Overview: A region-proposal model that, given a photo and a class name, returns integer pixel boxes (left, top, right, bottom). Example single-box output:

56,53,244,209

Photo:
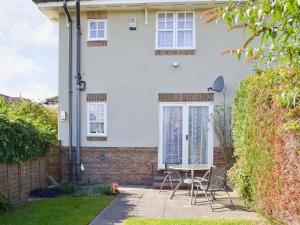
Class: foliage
124,218,254,225
213,105,234,168
59,183,82,195
0,193,12,213
93,183,115,196
0,196,114,225
202,0,300,67
230,66,300,224
0,99,57,164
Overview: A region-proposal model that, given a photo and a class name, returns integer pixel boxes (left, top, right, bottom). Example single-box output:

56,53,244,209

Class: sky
0,0,58,101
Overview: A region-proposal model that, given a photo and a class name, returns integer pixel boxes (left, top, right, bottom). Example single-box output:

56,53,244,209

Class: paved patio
90,185,260,225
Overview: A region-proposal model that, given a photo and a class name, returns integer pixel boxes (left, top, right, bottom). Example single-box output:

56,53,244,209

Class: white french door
158,102,213,169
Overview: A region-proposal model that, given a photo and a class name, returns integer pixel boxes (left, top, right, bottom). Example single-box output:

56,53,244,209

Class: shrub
93,183,115,196
0,193,12,212
0,99,57,164
231,67,300,224
59,183,81,195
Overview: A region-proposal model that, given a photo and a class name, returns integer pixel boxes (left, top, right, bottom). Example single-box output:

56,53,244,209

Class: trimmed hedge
230,67,300,224
0,99,57,164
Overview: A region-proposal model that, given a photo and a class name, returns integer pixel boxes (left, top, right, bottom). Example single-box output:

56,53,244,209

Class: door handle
185,135,189,141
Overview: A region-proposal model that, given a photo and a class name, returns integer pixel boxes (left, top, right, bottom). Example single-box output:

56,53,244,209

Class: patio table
169,164,211,204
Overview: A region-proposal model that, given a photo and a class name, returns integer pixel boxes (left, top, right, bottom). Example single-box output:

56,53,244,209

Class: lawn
0,196,114,225
124,218,254,225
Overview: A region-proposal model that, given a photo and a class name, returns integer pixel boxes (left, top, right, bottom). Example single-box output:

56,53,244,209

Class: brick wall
61,146,225,184
0,158,47,202
61,147,158,184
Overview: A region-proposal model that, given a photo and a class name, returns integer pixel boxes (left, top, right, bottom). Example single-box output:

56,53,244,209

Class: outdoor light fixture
173,61,179,68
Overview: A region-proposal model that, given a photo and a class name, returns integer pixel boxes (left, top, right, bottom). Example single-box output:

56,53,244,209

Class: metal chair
159,163,174,192
194,165,233,211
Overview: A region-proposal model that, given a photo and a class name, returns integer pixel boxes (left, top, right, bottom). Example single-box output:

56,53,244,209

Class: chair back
207,166,227,190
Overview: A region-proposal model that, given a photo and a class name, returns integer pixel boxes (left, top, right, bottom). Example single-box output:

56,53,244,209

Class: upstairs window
156,12,195,49
87,102,107,136
88,20,107,41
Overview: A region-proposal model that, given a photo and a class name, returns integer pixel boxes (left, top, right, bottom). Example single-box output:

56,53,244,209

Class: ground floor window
87,102,107,136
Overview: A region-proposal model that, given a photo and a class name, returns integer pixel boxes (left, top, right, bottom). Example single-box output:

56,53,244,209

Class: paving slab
90,185,260,225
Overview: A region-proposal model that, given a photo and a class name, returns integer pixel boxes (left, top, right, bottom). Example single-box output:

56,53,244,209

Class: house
33,0,251,184
0,94,24,103
43,95,59,110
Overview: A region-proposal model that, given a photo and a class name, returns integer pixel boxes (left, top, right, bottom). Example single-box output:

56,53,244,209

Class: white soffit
37,0,240,21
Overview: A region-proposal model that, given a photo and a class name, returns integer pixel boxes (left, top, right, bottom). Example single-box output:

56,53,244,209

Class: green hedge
230,67,300,224
0,99,57,164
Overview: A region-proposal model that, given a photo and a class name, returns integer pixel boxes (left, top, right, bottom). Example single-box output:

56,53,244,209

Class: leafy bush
0,99,57,164
231,67,300,224
93,183,114,196
59,183,82,195
0,193,12,212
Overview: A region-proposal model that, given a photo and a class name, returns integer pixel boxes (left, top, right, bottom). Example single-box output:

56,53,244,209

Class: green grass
124,218,254,225
0,196,114,225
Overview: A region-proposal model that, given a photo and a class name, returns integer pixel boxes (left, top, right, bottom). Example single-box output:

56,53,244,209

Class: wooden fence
0,144,61,202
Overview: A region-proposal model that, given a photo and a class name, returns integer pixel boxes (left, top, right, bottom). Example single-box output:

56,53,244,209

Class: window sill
87,40,107,47
87,136,107,141
155,49,196,56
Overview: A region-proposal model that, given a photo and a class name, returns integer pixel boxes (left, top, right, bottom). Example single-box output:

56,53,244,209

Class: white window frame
155,11,196,50
87,19,107,41
87,102,107,137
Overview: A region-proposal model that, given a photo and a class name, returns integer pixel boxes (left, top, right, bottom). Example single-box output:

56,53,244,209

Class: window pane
90,30,97,38
166,21,173,29
89,113,97,121
185,30,193,47
89,104,97,112
90,122,104,134
166,13,173,20
186,13,193,20
158,13,165,21
186,21,193,29
177,13,185,20
177,30,193,47
158,21,165,29
177,31,185,47
98,113,105,122
97,104,104,113
158,31,173,47
98,21,105,29
97,30,104,38
90,22,97,30
177,21,185,29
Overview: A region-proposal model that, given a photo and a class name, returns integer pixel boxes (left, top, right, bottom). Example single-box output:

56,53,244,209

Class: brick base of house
61,146,225,184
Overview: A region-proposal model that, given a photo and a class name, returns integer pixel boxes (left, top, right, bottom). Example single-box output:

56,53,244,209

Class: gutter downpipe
76,0,85,183
63,0,73,183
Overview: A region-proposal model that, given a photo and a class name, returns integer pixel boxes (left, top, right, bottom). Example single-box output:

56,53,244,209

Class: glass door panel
162,106,183,164
188,106,209,164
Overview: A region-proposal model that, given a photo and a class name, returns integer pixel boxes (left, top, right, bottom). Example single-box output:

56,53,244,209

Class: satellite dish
208,76,224,92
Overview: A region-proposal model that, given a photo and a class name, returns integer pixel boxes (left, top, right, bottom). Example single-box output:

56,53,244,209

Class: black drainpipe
63,0,73,182
75,0,85,182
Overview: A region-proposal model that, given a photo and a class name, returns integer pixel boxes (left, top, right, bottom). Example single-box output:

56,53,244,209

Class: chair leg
194,184,199,204
169,175,173,190
159,174,169,192
170,181,182,199
226,190,234,207
203,189,213,211
211,191,216,201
